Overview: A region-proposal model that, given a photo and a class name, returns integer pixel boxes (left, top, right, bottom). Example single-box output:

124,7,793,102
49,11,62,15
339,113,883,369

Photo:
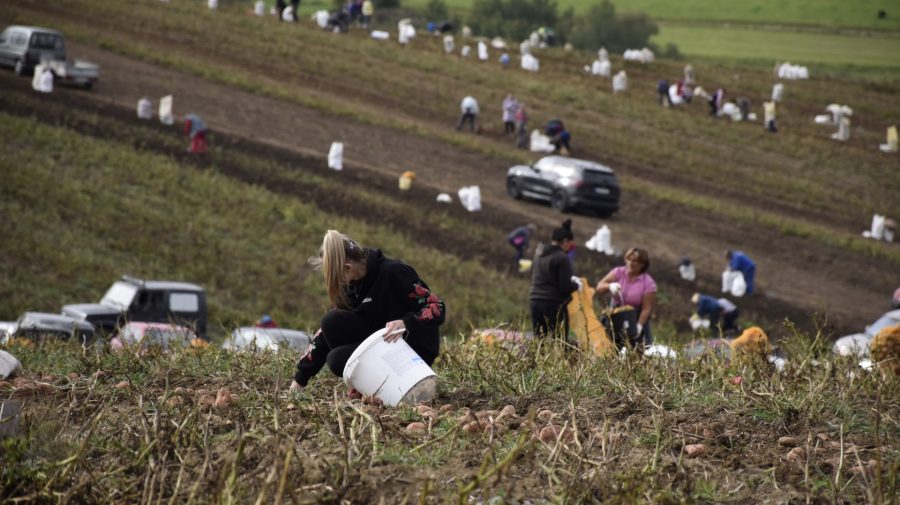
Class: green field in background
652,24,900,68
401,0,900,30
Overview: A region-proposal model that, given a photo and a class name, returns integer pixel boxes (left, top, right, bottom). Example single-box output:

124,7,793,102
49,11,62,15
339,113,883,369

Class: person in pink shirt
594,247,657,345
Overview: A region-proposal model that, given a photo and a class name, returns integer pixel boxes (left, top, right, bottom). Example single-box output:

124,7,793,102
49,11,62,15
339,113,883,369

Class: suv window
12,32,27,46
135,291,165,312
170,293,199,312
30,32,62,50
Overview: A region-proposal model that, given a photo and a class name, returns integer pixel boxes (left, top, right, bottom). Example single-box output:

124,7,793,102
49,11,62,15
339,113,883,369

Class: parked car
506,155,620,216
2,312,94,344
62,275,208,338
112,322,196,350
833,309,900,357
0,25,99,88
222,327,311,353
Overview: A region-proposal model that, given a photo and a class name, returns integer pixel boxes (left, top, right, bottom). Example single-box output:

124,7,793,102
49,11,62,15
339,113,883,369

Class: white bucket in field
343,328,437,406
254,1,265,16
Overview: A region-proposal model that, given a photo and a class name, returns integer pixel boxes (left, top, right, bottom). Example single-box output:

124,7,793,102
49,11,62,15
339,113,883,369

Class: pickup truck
0,25,99,89
62,275,208,338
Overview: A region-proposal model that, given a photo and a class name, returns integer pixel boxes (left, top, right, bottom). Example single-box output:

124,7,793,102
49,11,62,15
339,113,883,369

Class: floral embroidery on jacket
408,282,444,321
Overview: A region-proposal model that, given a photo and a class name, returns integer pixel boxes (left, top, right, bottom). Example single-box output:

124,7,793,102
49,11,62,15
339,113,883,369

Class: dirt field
1,1,898,337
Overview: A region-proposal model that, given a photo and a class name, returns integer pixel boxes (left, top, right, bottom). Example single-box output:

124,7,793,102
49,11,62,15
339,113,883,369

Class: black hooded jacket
529,244,578,305
295,249,445,385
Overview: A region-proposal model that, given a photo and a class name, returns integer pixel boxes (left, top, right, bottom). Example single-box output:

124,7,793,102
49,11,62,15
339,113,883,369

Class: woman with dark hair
529,220,580,339
595,247,657,346
290,230,445,391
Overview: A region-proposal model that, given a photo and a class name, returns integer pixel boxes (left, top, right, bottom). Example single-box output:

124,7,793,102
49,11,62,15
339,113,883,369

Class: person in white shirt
456,96,480,132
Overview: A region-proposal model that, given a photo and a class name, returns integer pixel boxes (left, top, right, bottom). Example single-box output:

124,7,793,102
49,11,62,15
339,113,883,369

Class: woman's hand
289,380,303,391
383,320,406,342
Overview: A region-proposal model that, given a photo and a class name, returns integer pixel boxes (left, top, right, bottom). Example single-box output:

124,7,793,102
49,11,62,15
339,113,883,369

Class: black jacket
529,244,578,304
295,249,445,385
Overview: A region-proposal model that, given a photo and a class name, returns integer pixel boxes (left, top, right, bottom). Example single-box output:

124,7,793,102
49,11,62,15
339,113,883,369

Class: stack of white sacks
775,62,809,80
622,48,654,63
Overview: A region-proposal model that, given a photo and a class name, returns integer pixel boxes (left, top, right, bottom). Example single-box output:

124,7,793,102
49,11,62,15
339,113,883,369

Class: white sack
436,193,452,203
328,142,344,170
521,53,539,72
529,130,555,153
159,95,174,125
870,214,886,240
461,45,471,57
443,35,455,54
314,10,330,28
478,41,488,61
137,97,153,119
282,6,295,21
598,47,608,62
370,30,390,40
0,350,22,379
208,0,218,10
772,83,784,102
591,59,610,77
679,263,696,281
490,37,506,49
254,1,265,16
668,84,683,105
457,186,481,212
585,225,613,255
612,71,627,93
722,269,747,297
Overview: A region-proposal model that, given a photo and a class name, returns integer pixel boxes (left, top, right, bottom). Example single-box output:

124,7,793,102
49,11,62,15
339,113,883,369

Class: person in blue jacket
725,250,756,295
692,293,739,337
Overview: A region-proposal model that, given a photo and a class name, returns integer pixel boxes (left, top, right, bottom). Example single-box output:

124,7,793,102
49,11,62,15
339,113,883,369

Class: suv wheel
14,59,25,76
506,178,523,199
551,190,570,212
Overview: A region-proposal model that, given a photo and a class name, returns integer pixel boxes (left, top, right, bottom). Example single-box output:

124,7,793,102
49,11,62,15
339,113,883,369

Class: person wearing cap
594,247,657,345
725,250,756,295
529,219,580,339
255,314,278,328
892,287,900,310
692,293,739,337
290,230,445,391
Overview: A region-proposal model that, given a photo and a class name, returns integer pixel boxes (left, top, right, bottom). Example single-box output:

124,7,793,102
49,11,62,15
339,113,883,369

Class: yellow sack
871,323,900,376
567,277,615,358
729,326,770,355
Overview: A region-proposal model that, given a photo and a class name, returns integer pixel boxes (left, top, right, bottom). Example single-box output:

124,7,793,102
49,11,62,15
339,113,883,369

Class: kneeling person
291,230,445,391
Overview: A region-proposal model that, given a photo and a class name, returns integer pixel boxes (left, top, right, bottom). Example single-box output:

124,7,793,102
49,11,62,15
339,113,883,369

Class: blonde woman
291,231,445,391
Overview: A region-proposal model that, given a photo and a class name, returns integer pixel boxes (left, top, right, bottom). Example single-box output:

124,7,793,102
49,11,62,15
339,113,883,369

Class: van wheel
83,81,93,90
506,178,523,199
14,59,25,76
551,190,570,212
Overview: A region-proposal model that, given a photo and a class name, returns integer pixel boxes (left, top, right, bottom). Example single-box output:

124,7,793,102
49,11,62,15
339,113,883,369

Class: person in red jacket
184,113,208,154
290,230,445,391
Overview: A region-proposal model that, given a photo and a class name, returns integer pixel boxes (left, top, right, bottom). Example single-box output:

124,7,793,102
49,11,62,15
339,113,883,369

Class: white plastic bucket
343,328,437,406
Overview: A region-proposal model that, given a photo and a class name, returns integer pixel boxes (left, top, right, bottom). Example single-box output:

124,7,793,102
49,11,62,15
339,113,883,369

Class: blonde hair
309,230,367,309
